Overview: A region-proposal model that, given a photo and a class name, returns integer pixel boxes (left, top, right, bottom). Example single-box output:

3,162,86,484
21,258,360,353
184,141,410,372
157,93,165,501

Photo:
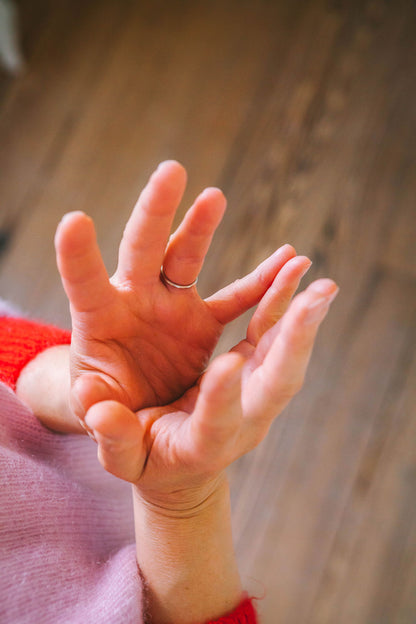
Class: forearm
16,345,84,434
133,476,243,624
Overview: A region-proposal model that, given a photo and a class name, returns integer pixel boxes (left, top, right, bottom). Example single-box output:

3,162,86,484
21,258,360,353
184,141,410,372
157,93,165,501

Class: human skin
53,161,312,425
16,161,339,623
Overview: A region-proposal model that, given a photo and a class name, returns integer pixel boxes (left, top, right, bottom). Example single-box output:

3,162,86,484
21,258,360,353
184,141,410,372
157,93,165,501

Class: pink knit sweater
0,302,257,623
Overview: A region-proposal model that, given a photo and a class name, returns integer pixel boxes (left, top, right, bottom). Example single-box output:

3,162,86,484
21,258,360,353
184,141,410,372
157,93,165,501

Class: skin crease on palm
53,160,339,501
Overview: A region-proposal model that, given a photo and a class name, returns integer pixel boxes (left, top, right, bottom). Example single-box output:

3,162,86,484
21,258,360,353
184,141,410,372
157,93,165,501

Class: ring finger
161,187,226,288
246,255,312,344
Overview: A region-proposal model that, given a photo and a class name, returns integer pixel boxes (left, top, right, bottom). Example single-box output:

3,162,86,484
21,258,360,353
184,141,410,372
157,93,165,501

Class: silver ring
160,266,198,289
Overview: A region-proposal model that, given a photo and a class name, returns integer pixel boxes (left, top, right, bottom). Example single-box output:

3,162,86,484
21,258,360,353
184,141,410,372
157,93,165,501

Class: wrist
133,475,243,624
133,471,228,518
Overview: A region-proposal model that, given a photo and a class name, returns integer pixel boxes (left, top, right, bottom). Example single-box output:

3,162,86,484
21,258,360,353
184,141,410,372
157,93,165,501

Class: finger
115,160,187,284
246,255,312,344
55,211,114,313
190,353,245,464
205,244,296,325
245,279,339,423
161,187,226,288
85,400,147,483
71,373,124,421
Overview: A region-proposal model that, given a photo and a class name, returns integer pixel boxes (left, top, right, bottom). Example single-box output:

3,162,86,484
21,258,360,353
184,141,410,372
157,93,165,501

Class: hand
55,161,311,423
83,277,339,508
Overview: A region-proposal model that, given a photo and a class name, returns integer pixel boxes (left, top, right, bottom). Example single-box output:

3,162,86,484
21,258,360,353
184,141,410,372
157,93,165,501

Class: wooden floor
1,1,415,622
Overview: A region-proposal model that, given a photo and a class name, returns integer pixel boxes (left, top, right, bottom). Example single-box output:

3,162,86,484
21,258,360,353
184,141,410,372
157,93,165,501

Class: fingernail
305,287,339,324
86,429,97,442
78,417,97,442
71,391,86,420
59,213,72,225
309,279,338,296
156,159,181,171
300,259,313,277
279,243,296,257
58,211,86,226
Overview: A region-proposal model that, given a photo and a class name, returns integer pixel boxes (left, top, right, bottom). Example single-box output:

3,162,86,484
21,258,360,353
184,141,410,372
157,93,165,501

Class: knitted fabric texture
0,315,71,389
207,596,258,623
0,311,258,623
0,381,142,624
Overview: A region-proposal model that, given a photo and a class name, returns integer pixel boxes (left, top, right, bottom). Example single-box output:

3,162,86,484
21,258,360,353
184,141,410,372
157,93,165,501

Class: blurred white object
0,0,24,73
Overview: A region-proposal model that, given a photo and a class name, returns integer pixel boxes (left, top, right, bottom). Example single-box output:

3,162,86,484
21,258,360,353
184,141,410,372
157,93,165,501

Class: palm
70,285,223,410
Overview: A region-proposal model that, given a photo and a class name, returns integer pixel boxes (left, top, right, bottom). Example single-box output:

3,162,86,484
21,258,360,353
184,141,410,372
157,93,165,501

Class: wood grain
1,1,415,622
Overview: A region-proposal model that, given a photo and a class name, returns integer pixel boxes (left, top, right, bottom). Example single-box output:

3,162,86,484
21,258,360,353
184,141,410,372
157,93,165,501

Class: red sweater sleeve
0,316,71,390
207,596,258,623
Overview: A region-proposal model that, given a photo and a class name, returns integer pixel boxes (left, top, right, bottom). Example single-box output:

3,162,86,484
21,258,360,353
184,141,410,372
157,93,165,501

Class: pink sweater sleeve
0,313,258,624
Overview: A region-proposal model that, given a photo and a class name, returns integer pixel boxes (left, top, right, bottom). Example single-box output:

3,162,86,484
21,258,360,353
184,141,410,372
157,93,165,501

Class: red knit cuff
0,316,71,390
207,596,258,623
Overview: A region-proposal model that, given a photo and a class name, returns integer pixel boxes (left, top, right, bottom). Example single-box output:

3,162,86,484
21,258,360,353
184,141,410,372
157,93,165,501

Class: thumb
85,401,147,483
71,373,123,420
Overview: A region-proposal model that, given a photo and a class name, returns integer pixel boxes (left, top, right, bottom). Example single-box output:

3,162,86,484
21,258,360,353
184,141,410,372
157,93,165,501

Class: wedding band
160,266,198,289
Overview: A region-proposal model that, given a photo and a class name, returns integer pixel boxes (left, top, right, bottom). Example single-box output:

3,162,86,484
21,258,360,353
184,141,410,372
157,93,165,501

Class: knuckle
256,265,273,289
230,278,248,309
261,369,304,404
